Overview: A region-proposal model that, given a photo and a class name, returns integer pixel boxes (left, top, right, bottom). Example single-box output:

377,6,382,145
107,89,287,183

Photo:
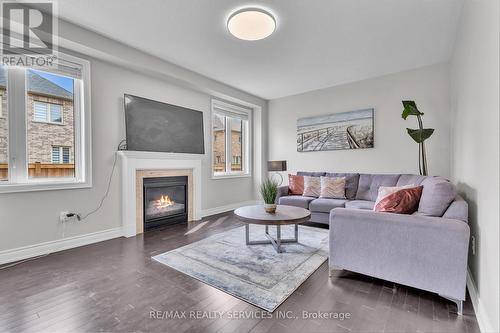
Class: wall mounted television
124,94,205,154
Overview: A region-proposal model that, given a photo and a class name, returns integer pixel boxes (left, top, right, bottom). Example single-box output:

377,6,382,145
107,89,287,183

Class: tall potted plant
401,100,434,176
260,178,279,213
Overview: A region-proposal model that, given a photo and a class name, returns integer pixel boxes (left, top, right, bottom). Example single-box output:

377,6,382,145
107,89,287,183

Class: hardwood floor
0,212,480,333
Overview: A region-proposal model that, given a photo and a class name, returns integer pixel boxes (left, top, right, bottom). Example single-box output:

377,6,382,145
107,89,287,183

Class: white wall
268,63,451,178
450,0,499,331
0,21,267,253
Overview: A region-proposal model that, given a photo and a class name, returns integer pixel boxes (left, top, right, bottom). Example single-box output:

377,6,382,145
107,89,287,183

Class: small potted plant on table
260,178,279,214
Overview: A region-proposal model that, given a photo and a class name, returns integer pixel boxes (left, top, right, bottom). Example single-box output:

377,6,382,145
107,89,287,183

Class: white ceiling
53,0,463,100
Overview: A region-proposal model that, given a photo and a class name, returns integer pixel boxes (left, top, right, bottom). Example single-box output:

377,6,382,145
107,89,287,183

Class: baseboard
1,201,258,265
0,228,123,265
467,269,496,333
201,200,260,217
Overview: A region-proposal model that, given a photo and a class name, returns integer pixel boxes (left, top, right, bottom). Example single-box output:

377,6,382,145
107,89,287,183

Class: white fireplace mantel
118,150,202,237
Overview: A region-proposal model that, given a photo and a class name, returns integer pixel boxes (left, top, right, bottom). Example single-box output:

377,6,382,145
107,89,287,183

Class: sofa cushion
303,176,321,197
374,184,417,206
356,174,401,201
418,177,457,217
374,185,423,214
325,173,360,199
345,200,375,210
309,198,347,213
288,174,304,195
297,171,326,177
442,196,468,223
309,212,329,224
397,174,427,187
320,176,346,199
279,195,315,209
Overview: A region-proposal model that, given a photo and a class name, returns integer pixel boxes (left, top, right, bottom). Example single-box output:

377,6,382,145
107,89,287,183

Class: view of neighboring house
212,113,243,172
0,72,6,180
0,67,74,180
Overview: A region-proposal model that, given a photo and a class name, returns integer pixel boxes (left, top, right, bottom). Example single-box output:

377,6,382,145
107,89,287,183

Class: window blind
212,100,250,120
51,147,60,163
51,57,83,80
34,102,48,121
1,33,83,79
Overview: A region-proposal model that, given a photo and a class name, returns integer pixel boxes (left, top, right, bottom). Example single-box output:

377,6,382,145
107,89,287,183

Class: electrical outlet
60,211,70,223
60,211,78,223
471,236,476,255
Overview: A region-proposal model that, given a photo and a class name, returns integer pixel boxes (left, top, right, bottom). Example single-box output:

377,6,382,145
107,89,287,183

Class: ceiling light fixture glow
227,8,276,41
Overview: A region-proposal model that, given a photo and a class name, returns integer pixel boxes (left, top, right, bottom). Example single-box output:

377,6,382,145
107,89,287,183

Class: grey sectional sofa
277,172,470,314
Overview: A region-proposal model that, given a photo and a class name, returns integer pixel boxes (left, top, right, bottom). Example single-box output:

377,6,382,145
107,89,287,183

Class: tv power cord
0,140,127,270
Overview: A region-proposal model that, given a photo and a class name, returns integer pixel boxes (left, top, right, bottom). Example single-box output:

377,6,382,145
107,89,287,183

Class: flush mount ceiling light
227,8,276,41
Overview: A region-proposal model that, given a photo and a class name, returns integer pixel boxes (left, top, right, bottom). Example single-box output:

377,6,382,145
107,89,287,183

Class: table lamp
267,160,287,185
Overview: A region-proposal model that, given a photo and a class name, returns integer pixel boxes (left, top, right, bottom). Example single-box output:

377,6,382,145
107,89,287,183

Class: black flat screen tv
124,94,205,154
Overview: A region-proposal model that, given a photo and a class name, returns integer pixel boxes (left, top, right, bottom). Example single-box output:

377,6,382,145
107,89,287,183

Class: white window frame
0,51,92,193
33,101,64,124
0,92,3,118
211,99,252,179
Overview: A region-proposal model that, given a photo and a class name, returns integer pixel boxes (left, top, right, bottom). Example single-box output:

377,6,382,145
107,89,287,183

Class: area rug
152,225,329,312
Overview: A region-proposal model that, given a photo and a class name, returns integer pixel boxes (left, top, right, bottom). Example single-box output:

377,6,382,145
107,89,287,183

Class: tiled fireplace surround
118,151,202,237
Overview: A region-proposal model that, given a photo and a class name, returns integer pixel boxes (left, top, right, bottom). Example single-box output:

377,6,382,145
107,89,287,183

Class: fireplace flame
155,195,175,208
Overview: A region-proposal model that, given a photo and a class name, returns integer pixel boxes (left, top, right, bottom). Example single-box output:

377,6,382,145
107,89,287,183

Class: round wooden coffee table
234,205,311,253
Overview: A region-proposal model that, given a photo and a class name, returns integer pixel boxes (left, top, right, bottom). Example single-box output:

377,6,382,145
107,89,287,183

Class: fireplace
143,176,188,230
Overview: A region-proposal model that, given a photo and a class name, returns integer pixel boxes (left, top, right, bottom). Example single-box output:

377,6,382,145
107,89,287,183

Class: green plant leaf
406,128,435,143
401,100,423,120
260,178,279,204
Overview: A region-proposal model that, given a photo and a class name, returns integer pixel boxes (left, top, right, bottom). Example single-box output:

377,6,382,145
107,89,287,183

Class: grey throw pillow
417,177,457,217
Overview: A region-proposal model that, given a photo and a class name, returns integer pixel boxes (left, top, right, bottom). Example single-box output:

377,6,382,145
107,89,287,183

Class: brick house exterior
26,94,74,164
0,68,74,179
213,130,225,171
213,115,242,172
0,90,7,168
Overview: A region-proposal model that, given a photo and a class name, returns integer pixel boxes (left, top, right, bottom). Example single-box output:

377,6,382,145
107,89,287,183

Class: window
0,92,3,118
0,52,91,193
212,100,251,178
0,67,8,182
212,112,226,173
33,101,63,124
232,156,242,165
28,69,75,179
229,118,243,171
52,146,70,164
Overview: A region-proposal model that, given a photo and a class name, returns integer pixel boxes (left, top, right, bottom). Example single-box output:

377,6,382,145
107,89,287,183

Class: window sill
0,179,92,194
212,173,252,180
32,120,64,126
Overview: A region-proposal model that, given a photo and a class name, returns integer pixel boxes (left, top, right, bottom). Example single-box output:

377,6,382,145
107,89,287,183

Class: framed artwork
297,108,374,152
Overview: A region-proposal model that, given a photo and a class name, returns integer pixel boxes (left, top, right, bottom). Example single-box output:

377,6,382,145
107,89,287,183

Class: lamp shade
267,160,287,172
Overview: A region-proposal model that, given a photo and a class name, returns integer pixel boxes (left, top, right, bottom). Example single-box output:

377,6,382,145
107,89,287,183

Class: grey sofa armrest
276,185,289,203
329,208,470,301
443,195,468,223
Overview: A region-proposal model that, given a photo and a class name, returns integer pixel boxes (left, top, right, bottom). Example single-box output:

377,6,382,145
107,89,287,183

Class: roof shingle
0,67,73,100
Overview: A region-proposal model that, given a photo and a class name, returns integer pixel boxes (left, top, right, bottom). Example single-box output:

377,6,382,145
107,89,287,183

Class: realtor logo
1,1,54,55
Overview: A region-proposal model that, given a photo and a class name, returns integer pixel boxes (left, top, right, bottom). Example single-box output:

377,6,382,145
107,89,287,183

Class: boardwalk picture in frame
297,108,374,152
